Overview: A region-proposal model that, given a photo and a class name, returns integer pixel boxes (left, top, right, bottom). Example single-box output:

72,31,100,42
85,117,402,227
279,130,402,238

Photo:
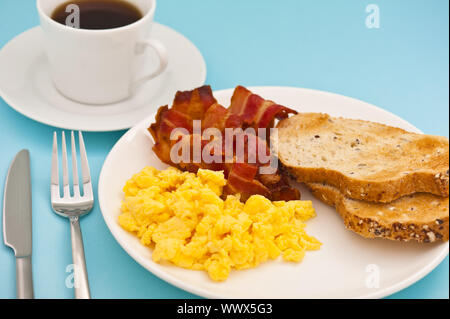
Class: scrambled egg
119,167,321,281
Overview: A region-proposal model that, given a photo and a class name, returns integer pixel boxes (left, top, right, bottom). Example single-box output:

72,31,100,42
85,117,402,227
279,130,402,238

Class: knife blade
3,149,34,299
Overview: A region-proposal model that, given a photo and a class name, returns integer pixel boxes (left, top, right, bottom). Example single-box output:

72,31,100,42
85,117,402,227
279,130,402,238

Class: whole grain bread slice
276,113,449,203
306,182,449,243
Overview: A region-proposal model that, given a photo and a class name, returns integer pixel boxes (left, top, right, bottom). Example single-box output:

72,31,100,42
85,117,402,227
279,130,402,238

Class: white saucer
0,24,206,132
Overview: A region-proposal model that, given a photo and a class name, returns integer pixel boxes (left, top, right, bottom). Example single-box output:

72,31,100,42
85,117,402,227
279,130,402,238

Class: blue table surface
0,0,448,299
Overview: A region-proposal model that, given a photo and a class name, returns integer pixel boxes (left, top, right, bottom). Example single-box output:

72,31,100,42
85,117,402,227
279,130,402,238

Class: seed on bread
427,232,436,242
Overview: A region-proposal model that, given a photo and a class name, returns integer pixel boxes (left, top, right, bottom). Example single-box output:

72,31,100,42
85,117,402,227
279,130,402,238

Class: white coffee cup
37,0,168,105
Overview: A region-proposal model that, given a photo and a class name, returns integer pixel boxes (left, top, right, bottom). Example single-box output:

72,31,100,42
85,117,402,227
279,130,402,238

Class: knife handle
70,216,91,299
16,256,34,299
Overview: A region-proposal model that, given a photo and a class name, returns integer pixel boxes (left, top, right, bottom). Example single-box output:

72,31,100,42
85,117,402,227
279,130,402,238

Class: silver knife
3,149,34,299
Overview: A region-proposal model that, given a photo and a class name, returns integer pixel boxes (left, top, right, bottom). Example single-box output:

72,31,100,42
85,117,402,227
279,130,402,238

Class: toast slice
276,113,449,203
307,182,449,243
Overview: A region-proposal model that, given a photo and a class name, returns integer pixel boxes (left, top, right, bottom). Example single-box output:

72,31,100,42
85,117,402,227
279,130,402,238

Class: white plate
98,87,449,298
0,24,206,131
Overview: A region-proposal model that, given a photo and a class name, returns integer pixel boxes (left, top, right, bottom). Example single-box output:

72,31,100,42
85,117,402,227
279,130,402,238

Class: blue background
0,0,448,299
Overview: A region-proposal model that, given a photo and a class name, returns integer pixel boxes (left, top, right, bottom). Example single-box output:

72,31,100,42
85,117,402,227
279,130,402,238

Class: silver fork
51,131,94,299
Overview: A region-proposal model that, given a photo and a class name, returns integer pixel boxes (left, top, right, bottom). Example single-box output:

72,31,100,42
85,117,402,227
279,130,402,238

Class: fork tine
51,131,94,219
78,131,92,186
71,131,80,197
51,132,59,197
61,131,70,197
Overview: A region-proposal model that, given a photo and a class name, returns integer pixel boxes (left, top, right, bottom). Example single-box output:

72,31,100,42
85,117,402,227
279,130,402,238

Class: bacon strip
229,86,298,128
172,85,217,119
149,86,217,164
202,104,229,130
224,163,270,201
148,85,300,201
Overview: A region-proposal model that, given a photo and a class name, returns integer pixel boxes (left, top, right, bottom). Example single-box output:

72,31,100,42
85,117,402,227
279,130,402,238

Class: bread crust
286,166,449,203
276,113,449,203
307,183,449,243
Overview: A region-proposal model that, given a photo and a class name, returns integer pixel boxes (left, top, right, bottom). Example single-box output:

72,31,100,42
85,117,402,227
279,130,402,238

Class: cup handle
133,38,168,88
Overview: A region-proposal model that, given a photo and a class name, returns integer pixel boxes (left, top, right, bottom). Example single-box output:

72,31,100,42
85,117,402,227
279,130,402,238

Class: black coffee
51,0,143,30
